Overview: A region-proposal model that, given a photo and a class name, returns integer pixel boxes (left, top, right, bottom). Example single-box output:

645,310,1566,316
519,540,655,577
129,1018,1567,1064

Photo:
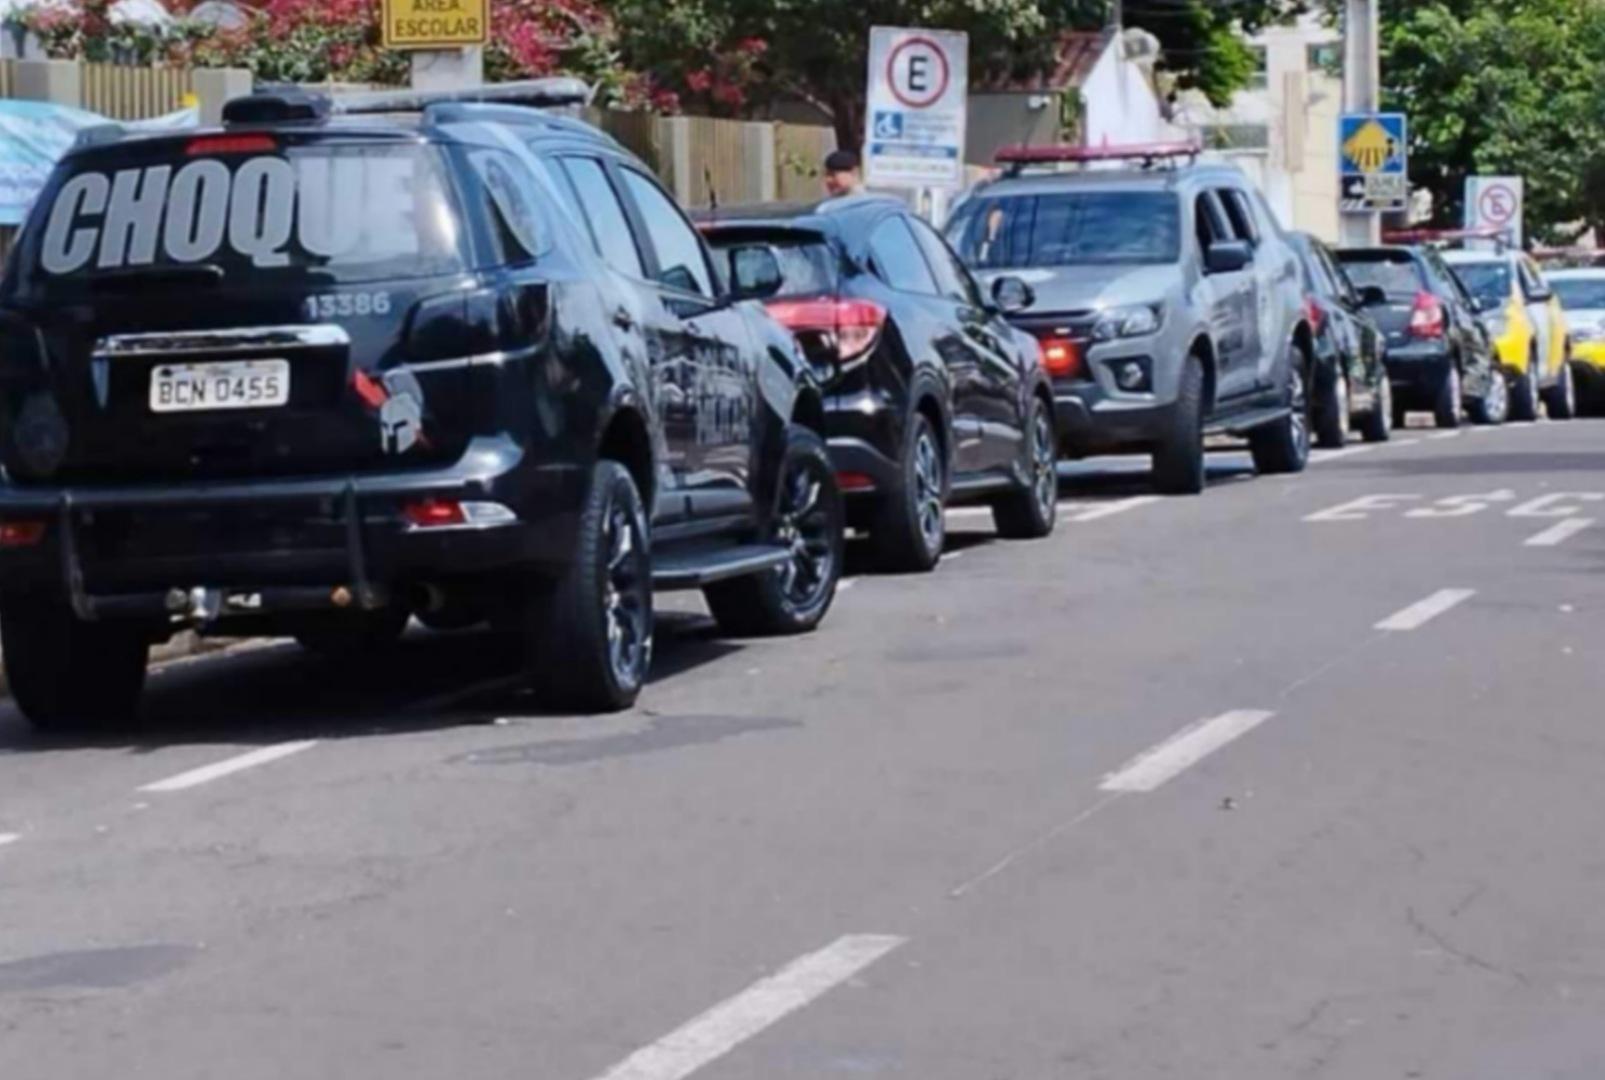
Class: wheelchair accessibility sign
872,111,905,140
1339,112,1408,212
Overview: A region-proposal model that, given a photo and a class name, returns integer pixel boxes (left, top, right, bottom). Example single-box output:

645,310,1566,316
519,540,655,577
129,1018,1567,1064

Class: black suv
699,197,1058,573
0,81,845,728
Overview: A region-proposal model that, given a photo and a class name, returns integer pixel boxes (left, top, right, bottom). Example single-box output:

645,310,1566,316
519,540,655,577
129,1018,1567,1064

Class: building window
1201,125,1271,151
1246,46,1269,90
1307,42,1343,76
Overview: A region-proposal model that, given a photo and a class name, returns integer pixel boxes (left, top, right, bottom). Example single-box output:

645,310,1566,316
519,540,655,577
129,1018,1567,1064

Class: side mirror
1357,284,1388,307
1205,240,1253,275
990,275,1035,315
727,244,784,301
1529,289,1554,303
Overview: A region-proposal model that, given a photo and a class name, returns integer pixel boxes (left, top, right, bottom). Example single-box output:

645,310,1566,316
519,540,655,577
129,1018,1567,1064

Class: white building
1170,13,1344,241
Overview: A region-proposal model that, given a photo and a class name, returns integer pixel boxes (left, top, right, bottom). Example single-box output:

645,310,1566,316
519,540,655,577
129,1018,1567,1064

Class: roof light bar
994,141,1203,171
333,78,592,116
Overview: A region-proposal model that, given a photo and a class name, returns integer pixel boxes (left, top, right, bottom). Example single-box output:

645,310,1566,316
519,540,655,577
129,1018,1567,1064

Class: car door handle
613,308,636,331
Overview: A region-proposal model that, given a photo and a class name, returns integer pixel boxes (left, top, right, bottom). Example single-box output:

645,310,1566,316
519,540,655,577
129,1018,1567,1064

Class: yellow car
1547,267,1605,415
1445,250,1577,420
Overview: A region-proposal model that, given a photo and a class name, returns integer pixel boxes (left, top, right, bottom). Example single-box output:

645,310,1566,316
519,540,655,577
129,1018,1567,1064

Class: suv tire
1360,377,1393,443
1314,369,1349,449
1543,358,1577,420
992,396,1058,538
294,607,410,658
1510,354,1540,422
1250,350,1312,474
872,411,946,573
0,595,148,733
706,427,844,636
1152,356,1206,495
1433,363,1463,429
525,460,652,713
1468,370,1508,426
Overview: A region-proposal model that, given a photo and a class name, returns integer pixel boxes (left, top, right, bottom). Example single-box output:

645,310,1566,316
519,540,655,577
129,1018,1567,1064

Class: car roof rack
1383,226,1513,251
993,140,1203,175
332,77,592,116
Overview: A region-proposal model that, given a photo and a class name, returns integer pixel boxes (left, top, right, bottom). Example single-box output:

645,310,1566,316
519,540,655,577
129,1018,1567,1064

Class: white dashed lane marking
139,740,319,794
1524,518,1594,548
1069,495,1161,523
1099,710,1277,794
587,934,906,1080
0,833,19,849
1375,589,1476,632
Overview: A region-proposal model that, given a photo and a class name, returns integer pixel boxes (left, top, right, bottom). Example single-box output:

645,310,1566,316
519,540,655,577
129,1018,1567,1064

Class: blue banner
0,100,198,227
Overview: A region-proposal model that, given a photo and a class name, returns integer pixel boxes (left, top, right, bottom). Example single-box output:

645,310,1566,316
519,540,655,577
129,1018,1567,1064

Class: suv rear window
1336,251,1424,299
19,137,465,291
947,191,1180,268
708,234,837,299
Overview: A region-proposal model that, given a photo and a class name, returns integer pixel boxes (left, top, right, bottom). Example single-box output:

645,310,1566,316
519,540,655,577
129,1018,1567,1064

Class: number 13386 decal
305,292,393,320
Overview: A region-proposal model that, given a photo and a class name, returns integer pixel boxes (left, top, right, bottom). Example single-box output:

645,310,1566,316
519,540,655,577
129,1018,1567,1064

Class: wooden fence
0,59,192,118
80,62,193,119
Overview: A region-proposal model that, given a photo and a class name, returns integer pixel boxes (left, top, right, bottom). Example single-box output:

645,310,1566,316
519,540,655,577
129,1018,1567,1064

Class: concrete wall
1081,45,1183,147
966,91,1063,166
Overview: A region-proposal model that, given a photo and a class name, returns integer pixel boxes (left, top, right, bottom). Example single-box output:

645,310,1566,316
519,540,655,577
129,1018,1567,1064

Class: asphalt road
2,418,1603,1080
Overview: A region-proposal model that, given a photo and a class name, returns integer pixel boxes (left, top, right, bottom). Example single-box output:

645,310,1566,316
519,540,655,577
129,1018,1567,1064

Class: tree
612,0,1305,148
1344,0,1605,242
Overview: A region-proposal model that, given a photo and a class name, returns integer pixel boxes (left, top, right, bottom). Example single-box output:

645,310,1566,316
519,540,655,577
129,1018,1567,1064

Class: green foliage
614,0,1306,145
1366,0,1605,242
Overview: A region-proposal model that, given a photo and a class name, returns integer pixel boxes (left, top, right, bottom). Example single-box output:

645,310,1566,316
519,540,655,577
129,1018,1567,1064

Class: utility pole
1340,0,1382,245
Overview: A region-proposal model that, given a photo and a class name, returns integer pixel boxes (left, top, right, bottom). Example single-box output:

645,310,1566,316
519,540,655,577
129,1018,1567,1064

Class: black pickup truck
0,81,844,729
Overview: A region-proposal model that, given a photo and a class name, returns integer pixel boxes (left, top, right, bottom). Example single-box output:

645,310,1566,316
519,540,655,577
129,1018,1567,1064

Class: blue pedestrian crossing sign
1339,112,1408,212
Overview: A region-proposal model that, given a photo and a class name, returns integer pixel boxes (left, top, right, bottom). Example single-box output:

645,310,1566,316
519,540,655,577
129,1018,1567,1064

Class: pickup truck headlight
1092,304,1162,342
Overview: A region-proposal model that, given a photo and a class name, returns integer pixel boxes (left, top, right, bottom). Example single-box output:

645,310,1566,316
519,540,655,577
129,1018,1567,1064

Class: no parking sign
1465,176,1524,248
864,27,968,190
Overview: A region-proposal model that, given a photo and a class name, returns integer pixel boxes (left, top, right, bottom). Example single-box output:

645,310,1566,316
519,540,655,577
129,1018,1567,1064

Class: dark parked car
699,196,1058,573
1287,232,1391,445
0,81,845,729
1337,245,1505,429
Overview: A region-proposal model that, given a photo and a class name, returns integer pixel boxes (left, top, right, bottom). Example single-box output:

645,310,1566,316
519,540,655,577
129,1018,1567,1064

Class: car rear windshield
1551,277,1605,310
946,191,1181,268
1337,252,1424,299
708,233,837,298
18,137,465,291
1449,261,1511,309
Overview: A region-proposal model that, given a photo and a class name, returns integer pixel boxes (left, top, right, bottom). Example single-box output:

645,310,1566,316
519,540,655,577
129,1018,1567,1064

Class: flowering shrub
7,0,663,107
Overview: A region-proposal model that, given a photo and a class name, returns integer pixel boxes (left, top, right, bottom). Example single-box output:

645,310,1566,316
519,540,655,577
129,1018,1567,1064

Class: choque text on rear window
29,143,462,284
947,192,1181,268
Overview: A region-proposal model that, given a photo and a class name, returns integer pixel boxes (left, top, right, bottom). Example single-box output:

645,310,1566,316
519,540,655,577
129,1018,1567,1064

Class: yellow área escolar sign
382,0,489,49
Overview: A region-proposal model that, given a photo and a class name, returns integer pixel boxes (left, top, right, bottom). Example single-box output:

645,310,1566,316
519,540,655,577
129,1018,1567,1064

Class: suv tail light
764,298,887,366
1409,291,1445,339
1034,335,1082,379
1304,296,1325,335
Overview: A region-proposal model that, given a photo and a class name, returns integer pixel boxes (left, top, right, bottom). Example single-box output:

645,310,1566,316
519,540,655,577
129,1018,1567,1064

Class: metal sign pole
1340,0,1381,245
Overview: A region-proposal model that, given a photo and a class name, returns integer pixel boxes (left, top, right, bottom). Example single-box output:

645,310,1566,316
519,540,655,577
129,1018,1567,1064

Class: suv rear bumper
1382,345,1454,405
0,435,587,620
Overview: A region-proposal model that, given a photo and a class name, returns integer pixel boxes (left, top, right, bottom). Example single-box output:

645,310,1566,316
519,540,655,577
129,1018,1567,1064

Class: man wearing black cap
823,149,865,198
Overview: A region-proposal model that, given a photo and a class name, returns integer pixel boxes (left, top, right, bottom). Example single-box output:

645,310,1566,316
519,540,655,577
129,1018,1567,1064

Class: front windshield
1450,261,1511,309
1551,277,1605,310
947,191,1180,269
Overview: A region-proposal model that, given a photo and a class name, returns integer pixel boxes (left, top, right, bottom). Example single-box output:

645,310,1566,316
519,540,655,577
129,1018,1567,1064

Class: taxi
1546,267,1605,414
1444,248,1576,421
